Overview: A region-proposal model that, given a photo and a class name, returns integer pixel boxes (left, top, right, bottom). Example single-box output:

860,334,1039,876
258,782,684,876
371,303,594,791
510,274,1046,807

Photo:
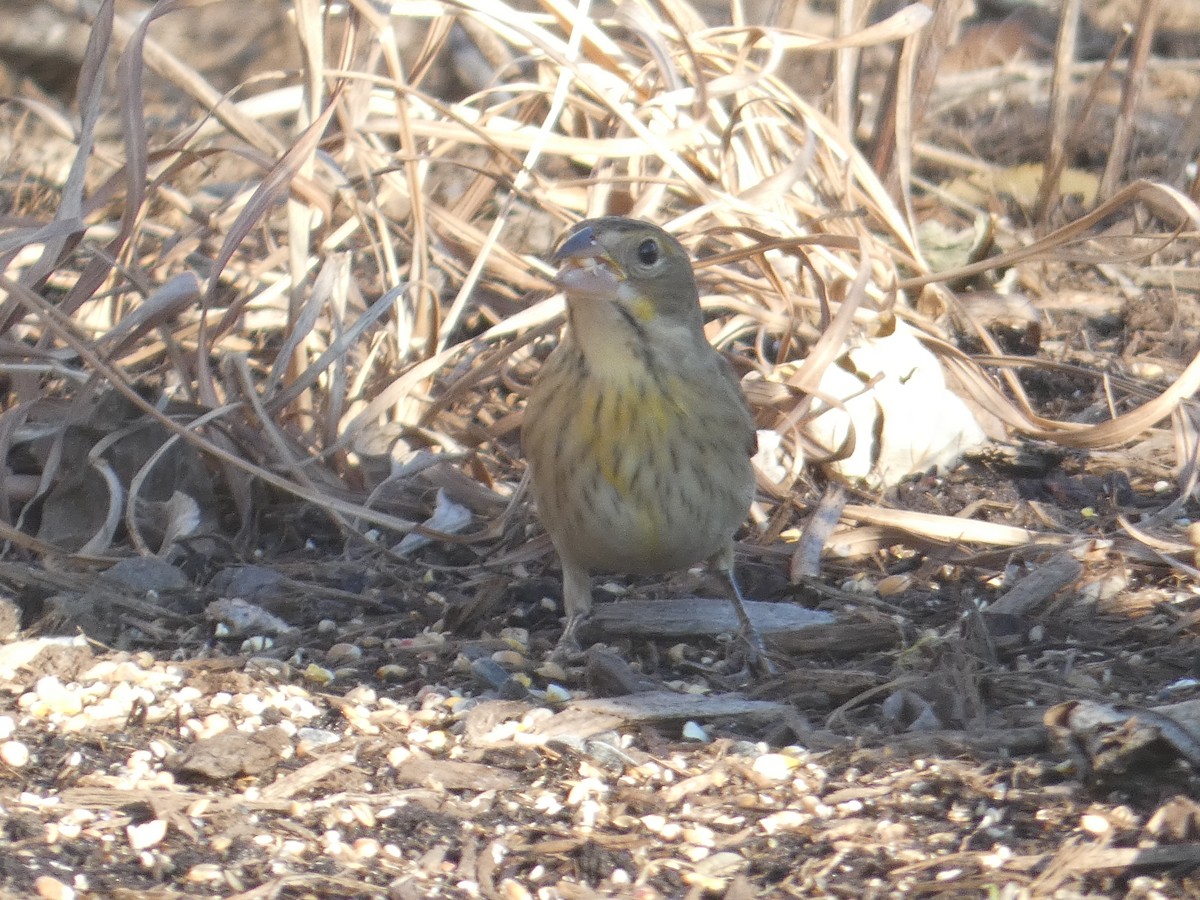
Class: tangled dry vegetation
4,0,1200,896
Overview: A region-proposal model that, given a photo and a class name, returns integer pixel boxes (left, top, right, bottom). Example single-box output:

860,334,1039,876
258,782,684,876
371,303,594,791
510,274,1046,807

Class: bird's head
552,218,704,340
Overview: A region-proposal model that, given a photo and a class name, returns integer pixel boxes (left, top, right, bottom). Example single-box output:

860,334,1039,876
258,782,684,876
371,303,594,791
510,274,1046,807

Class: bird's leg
552,560,593,660
717,548,778,677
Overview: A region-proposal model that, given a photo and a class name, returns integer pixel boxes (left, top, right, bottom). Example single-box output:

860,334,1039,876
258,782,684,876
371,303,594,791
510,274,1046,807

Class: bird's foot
548,613,587,665
725,569,779,678
731,630,779,679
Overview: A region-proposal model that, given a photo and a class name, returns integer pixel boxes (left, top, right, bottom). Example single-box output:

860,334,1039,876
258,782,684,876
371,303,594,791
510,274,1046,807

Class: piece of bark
585,646,657,697
985,552,1083,616
755,667,886,703
461,699,537,747
791,484,846,580
1023,844,1200,894
171,727,291,780
392,757,519,791
588,598,833,639
883,725,1050,757
569,690,789,723
1045,696,1200,778
767,621,901,657
518,708,627,743
518,690,789,745
0,635,92,682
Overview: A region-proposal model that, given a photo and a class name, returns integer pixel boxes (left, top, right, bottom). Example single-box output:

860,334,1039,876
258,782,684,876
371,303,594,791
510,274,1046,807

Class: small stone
642,814,667,833
127,818,168,850
760,810,809,833
535,660,568,681
102,557,189,593
499,627,529,648
544,683,571,703
296,728,342,755
303,664,335,685
752,753,799,781
326,643,363,666
682,872,726,891
240,636,273,653
491,650,528,669
499,879,534,900
877,574,911,596
247,659,292,682
1,740,30,768
376,664,408,681
35,676,84,716
1129,360,1164,381
470,657,510,689
353,837,380,858
206,597,296,636
209,565,284,600
186,864,225,883
344,685,376,705
35,876,75,900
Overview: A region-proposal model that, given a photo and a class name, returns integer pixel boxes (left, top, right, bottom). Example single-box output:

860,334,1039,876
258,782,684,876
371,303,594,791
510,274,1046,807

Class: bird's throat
566,295,652,382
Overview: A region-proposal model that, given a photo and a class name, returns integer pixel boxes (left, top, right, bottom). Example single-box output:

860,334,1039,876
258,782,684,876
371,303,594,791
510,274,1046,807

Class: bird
521,217,773,672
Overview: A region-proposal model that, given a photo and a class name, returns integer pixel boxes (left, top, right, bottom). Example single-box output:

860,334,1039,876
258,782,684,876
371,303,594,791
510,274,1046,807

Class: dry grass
1,0,1199,573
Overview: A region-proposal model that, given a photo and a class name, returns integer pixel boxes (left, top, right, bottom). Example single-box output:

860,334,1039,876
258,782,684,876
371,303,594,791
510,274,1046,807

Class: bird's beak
552,225,602,265
552,225,622,299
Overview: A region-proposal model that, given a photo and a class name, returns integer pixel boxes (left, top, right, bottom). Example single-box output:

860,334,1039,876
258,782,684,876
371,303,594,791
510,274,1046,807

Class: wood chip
567,690,790,723
588,598,834,639
985,551,1083,616
392,757,519,791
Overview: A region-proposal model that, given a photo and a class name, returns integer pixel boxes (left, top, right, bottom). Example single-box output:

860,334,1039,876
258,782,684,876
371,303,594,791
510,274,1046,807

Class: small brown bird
521,217,770,668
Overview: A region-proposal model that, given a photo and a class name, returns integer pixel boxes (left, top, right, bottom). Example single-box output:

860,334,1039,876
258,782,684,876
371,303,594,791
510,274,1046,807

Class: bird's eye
636,238,660,267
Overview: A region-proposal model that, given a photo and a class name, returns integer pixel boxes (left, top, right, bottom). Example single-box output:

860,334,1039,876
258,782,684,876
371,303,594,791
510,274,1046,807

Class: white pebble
352,837,380,858
760,810,810,834
186,864,224,883
35,676,84,716
34,876,75,900
1,740,30,768
127,819,168,850
343,686,376,705
752,753,798,781
544,683,571,703
296,728,342,755
641,814,666,833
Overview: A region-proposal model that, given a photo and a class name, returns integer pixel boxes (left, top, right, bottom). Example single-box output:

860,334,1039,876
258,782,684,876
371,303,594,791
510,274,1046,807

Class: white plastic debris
393,488,471,555
805,319,987,486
